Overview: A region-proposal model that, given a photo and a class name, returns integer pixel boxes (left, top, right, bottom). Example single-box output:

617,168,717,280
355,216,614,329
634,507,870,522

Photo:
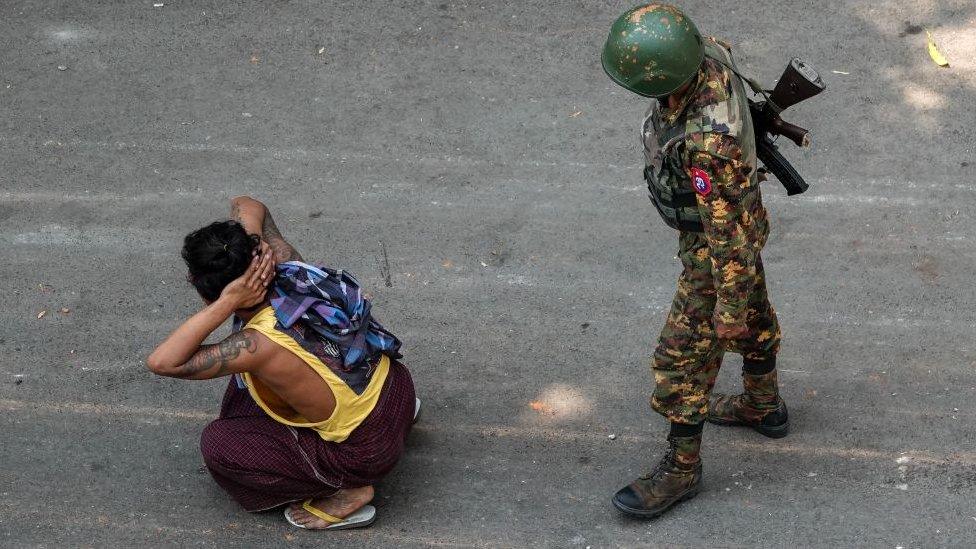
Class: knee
200,421,233,469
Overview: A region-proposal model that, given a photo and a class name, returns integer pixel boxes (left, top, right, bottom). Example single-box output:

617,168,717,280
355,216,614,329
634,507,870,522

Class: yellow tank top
241,306,390,442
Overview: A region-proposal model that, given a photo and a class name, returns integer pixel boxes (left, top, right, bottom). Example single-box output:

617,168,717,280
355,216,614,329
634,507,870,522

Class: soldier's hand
715,321,749,340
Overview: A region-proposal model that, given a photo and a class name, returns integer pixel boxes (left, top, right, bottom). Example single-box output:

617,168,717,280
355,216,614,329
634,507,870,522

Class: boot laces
639,445,678,481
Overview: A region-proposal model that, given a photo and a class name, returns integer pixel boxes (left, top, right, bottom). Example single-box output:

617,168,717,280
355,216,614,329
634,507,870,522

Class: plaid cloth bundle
269,261,402,369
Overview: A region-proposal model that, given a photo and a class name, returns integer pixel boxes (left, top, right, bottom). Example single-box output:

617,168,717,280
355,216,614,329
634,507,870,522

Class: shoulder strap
245,307,327,371
703,37,768,100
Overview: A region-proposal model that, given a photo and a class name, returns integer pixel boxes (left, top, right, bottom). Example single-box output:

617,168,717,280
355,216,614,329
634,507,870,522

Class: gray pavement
1,0,975,547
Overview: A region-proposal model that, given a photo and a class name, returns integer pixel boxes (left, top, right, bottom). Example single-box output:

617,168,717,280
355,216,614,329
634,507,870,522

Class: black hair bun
182,220,259,301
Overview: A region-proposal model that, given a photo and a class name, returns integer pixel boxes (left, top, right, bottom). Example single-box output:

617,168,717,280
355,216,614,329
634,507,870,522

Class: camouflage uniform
642,40,782,425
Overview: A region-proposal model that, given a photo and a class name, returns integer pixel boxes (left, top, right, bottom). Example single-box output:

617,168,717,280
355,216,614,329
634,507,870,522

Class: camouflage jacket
646,41,770,328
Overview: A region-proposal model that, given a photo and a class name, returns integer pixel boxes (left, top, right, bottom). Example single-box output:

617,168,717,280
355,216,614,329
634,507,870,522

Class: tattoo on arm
173,331,257,379
261,210,303,262
231,201,242,223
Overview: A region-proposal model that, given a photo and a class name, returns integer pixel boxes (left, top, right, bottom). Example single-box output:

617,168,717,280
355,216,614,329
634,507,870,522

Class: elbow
145,353,171,376
230,195,263,208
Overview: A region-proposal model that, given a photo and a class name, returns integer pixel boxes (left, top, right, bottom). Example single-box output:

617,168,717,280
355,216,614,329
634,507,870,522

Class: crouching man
147,196,418,531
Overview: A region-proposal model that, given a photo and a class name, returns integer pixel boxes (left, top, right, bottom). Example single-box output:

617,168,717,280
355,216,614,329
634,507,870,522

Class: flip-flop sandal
283,500,376,531
413,397,422,424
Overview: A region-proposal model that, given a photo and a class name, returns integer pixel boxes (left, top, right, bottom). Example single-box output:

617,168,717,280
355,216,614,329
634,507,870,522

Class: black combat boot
612,433,702,518
707,368,789,438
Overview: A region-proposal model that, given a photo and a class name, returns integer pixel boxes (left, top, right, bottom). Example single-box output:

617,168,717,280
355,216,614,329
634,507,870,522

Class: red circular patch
689,167,712,196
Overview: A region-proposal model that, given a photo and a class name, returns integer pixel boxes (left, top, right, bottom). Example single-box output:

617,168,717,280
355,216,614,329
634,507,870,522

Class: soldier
601,4,789,518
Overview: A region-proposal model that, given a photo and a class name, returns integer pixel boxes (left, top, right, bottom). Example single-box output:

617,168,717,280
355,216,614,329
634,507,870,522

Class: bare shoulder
235,327,287,367
245,332,316,384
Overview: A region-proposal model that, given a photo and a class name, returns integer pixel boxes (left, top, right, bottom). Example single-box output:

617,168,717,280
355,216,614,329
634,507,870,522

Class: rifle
748,58,826,196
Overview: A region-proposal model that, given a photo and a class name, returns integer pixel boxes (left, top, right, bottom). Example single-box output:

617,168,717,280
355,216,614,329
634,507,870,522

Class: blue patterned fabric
268,261,402,370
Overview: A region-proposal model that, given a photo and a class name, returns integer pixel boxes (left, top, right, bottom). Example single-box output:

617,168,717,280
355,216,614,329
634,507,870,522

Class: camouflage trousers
651,231,782,424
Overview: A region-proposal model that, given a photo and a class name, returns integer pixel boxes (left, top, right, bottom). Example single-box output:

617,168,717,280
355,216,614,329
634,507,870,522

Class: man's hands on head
256,238,276,265
219,247,275,310
146,246,274,379
145,198,289,381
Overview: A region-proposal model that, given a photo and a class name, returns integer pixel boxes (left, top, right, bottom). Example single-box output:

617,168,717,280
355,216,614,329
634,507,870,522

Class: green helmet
601,4,705,98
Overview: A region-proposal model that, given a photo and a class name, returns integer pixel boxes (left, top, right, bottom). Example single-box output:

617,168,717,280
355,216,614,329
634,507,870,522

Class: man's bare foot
287,486,374,530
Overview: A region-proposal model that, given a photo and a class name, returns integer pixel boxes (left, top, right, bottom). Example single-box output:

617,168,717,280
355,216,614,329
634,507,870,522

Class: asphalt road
1,1,975,547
